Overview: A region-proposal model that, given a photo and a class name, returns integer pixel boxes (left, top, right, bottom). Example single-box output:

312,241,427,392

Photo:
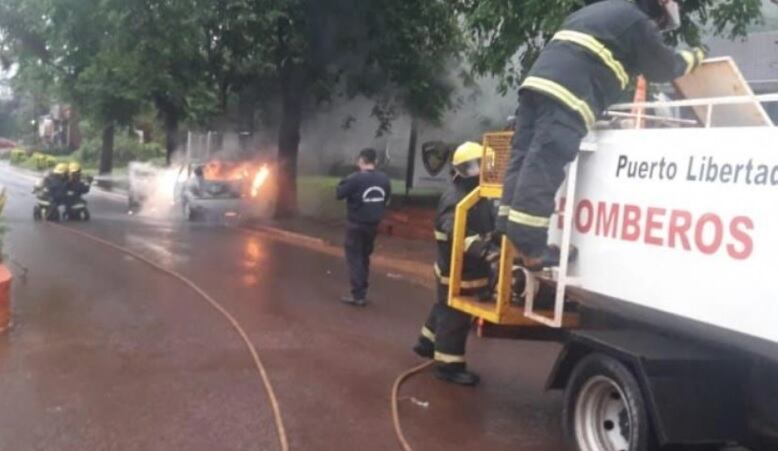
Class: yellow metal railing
446,132,579,328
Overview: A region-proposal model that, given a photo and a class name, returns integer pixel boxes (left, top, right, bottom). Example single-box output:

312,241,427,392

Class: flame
251,165,270,198
203,161,254,181
200,160,271,199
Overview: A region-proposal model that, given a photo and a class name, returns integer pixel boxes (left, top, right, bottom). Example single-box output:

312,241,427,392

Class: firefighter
413,142,499,386
65,162,90,202
497,0,705,270
37,163,69,203
33,163,68,220
63,162,91,219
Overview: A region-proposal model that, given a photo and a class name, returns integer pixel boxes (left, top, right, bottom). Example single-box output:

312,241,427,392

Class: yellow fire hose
47,222,290,451
391,360,434,451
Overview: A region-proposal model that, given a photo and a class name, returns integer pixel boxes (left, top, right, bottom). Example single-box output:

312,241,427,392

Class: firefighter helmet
53,163,69,175
452,142,485,178
636,0,681,31
68,162,81,174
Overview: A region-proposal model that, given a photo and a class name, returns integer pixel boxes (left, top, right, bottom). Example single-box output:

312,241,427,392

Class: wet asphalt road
0,164,566,451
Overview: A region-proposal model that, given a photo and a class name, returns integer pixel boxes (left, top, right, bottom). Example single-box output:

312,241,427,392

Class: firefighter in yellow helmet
33,163,69,220
64,162,91,220
413,142,499,386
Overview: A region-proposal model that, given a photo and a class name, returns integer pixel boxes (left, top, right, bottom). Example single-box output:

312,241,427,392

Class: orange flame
203,161,254,181
251,165,270,198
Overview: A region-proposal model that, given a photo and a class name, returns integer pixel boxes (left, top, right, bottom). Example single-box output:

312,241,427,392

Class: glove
689,47,706,72
483,243,501,264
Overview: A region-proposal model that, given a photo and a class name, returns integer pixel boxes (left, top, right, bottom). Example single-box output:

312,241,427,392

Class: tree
100,0,220,165
0,0,144,173
213,0,464,217
451,0,765,92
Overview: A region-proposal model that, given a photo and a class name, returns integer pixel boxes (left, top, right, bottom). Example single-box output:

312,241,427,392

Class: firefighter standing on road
337,148,392,307
498,0,705,269
413,142,498,386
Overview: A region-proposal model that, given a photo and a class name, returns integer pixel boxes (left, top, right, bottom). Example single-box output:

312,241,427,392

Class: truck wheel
564,353,654,451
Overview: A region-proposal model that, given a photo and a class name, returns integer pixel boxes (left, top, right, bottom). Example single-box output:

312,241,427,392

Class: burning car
174,160,271,221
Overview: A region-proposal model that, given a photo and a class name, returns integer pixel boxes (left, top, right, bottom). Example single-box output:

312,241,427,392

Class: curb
247,224,327,247
237,224,435,289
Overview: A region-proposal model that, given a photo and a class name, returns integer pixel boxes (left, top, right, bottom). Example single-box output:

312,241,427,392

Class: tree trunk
274,71,304,218
164,113,179,166
99,123,115,175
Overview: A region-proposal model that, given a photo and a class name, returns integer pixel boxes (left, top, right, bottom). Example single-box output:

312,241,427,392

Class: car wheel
563,353,656,451
128,195,138,210
183,202,197,222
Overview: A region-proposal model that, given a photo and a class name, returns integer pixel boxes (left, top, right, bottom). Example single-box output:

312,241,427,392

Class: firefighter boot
413,338,434,359
519,244,579,272
434,363,480,386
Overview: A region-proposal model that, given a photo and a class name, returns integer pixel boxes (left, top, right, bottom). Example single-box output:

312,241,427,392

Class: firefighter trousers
418,283,472,368
344,221,378,299
497,91,586,257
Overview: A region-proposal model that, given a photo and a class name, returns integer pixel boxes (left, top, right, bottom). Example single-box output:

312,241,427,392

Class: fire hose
391,360,434,451
46,222,290,451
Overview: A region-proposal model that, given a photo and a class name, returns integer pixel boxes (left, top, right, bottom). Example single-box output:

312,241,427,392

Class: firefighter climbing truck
447,93,778,451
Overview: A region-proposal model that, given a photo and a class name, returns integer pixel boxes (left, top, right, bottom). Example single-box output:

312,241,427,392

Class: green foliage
72,133,163,168
24,152,57,170
9,148,27,163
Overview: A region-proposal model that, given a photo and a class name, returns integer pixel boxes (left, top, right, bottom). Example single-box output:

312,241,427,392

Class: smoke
297,73,517,177
127,160,185,219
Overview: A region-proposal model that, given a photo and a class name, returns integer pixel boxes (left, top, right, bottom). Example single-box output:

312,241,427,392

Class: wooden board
673,57,773,127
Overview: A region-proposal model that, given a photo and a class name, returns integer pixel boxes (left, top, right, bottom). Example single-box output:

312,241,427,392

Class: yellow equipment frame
447,132,579,327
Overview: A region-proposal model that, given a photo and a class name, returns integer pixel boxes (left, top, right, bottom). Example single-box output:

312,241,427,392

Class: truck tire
563,353,655,451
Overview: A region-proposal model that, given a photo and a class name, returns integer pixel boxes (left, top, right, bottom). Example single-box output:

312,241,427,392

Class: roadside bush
71,133,164,169
9,148,27,164
29,152,57,171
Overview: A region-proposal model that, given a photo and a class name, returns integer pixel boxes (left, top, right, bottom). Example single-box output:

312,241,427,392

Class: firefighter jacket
521,0,697,130
434,177,496,292
66,179,90,198
36,174,67,203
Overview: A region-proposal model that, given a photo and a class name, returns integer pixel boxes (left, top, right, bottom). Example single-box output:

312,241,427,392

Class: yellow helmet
69,162,81,173
452,142,486,178
53,163,69,175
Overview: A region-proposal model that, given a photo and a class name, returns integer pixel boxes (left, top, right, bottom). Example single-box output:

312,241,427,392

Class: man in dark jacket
337,148,392,307
498,0,705,270
413,142,498,386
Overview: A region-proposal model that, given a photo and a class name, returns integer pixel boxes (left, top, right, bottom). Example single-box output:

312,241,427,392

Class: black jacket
434,177,496,291
521,0,695,130
336,169,392,225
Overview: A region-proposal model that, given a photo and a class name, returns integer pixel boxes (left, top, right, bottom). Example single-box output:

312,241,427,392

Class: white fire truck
446,73,778,450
